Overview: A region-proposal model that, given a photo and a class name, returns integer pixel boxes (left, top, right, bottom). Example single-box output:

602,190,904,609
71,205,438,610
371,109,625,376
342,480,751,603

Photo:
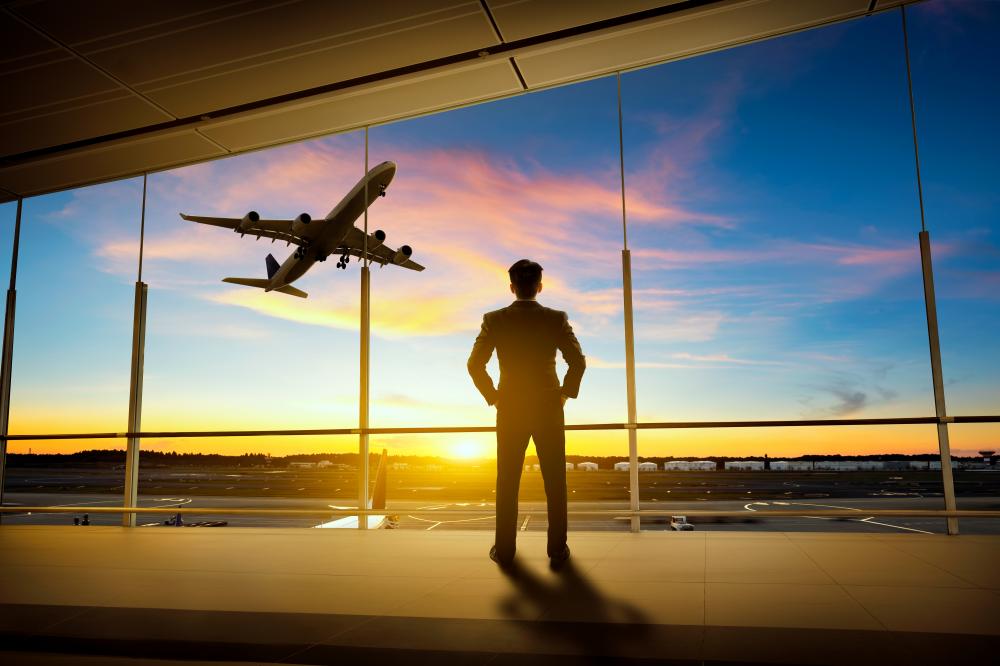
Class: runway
3,492,998,534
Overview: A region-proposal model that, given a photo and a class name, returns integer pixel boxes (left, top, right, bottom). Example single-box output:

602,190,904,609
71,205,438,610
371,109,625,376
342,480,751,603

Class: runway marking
859,516,933,534
425,521,442,531
415,504,449,510
4,497,192,520
743,500,936,534
520,515,531,531
406,514,494,525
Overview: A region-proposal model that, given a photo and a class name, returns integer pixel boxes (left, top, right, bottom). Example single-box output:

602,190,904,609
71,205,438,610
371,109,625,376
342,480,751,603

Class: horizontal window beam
2,415,998,441
1,506,998,519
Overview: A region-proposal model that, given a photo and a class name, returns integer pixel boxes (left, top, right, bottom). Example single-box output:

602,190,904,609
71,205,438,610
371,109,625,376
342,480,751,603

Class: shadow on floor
496,557,652,659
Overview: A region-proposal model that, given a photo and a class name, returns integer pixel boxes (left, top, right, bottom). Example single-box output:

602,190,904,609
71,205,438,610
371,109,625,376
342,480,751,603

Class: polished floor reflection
0,526,997,664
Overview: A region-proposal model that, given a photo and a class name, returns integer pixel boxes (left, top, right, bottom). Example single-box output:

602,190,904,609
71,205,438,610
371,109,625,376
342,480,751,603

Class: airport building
724,460,765,471
662,460,719,471
0,1,997,664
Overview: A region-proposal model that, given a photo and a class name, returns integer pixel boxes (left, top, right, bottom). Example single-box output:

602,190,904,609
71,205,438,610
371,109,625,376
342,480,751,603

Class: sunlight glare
451,440,484,460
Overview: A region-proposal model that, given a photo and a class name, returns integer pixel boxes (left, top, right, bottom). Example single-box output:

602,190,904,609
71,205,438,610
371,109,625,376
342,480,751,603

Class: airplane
315,449,396,529
180,161,423,299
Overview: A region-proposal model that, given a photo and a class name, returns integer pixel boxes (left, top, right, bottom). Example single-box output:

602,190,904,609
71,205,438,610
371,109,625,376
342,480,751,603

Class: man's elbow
467,356,485,377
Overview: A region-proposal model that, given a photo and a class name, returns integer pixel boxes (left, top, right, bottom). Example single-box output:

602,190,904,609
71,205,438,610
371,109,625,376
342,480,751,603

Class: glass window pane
3,438,126,525
908,0,1000,415
637,425,949,533
624,12,933,423
949,424,1000,535
0,200,15,327
9,179,142,434
141,134,364,434
136,435,358,527
367,77,627,433
372,431,632,530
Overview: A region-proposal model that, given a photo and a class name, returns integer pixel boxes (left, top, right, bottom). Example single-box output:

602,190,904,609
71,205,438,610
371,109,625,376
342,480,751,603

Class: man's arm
467,314,499,406
557,312,586,399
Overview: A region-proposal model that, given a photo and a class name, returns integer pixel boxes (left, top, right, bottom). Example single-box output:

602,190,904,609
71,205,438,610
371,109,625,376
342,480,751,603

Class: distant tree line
6,449,982,469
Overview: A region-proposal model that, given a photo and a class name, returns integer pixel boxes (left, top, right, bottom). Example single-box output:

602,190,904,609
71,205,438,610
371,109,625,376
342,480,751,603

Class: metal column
918,231,958,535
900,8,957,535
622,250,640,532
359,266,370,528
123,282,148,526
358,129,370,529
123,175,148,527
617,73,640,532
0,199,22,522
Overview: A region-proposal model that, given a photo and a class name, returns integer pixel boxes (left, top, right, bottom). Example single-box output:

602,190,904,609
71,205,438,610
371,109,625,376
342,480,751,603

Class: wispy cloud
670,352,788,366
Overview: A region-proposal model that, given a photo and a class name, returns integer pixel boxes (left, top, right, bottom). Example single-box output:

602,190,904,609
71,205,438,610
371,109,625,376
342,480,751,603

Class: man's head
508,259,543,299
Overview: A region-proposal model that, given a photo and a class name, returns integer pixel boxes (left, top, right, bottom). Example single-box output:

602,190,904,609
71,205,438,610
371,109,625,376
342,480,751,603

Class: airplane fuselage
266,216,353,290
264,160,395,291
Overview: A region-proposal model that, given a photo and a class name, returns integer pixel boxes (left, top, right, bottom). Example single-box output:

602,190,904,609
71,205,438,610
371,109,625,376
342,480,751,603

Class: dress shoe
490,545,513,568
549,545,571,569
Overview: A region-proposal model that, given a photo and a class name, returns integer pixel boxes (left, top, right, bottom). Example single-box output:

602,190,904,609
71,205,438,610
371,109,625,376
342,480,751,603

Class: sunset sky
2,1,997,458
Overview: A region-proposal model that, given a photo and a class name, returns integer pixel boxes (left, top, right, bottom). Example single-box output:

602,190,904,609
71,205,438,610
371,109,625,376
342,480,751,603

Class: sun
451,440,484,460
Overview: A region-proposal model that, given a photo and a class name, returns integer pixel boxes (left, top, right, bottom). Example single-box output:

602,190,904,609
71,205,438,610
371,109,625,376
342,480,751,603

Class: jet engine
369,229,386,250
237,211,260,232
292,213,312,236
392,245,412,265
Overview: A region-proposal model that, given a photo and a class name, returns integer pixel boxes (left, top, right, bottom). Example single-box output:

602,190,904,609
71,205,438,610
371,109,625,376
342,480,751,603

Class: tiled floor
0,526,997,664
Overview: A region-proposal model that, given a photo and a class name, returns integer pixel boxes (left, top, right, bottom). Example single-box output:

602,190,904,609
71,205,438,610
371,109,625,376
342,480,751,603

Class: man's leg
534,403,568,558
495,408,529,563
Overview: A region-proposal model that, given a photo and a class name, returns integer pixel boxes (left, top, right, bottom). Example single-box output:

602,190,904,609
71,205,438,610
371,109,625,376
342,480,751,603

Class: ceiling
0,0,915,202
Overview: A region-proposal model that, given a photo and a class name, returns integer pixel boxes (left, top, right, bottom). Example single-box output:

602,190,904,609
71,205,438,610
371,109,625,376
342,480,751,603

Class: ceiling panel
202,60,523,151
0,8,60,67
0,0,921,201
9,0,259,46
1,54,118,116
487,0,684,41
0,92,172,156
0,131,225,197
19,0,500,118
514,0,871,88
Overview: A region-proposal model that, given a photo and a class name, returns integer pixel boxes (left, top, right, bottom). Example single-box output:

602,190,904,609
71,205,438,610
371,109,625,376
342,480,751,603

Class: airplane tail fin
369,449,388,511
265,253,280,279
222,277,308,298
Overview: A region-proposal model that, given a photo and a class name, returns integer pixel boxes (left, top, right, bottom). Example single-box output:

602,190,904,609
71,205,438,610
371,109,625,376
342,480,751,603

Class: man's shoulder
539,304,568,320
482,303,567,322
483,307,508,320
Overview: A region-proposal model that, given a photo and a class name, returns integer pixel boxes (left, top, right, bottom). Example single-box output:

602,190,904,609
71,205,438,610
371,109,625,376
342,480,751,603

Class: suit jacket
467,300,586,407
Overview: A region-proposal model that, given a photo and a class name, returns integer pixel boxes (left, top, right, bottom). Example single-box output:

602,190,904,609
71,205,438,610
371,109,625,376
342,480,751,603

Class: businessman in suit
468,259,586,568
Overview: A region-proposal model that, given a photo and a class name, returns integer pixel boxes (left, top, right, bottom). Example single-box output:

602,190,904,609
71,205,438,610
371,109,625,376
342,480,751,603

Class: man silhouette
468,259,586,568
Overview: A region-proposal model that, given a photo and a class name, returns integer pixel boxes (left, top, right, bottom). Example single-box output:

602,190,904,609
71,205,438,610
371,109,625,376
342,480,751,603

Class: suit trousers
494,394,567,561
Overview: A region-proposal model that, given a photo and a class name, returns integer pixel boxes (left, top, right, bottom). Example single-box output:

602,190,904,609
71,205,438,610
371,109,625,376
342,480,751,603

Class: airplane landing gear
336,254,349,269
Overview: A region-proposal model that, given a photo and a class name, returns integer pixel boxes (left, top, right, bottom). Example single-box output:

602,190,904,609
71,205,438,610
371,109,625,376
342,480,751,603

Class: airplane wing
179,213,306,246
339,227,425,271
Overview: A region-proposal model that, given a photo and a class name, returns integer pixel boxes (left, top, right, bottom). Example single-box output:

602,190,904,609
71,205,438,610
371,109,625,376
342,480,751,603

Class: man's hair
508,259,543,299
